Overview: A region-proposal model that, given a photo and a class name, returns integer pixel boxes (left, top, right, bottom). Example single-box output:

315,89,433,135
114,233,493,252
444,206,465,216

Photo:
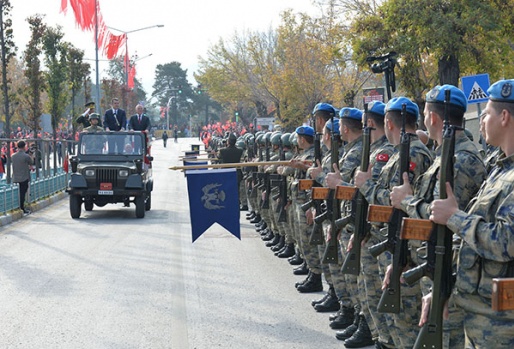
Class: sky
11,0,321,102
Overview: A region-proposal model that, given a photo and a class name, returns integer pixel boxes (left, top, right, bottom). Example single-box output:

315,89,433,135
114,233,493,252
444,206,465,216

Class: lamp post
107,24,164,109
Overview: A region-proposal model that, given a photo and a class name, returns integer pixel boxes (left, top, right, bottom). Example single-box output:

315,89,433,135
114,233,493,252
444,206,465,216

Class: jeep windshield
79,133,144,156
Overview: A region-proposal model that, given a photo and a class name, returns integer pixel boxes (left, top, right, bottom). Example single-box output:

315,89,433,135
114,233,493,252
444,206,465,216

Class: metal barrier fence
0,138,73,215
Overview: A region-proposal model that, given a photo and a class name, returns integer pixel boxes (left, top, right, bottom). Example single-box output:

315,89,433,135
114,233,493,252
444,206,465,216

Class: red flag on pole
128,64,136,89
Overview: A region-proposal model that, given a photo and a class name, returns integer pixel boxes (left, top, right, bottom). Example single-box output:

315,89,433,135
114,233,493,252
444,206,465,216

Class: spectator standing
11,141,34,214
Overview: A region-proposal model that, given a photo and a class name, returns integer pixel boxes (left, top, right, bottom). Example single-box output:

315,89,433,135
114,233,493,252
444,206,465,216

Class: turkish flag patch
409,162,417,171
376,153,389,162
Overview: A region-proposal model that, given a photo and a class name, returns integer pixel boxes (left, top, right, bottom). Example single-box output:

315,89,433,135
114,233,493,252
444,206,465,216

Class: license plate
98,190,114,195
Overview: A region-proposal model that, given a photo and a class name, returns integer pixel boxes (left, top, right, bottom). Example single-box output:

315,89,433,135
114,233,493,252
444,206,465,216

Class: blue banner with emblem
186,168,240,242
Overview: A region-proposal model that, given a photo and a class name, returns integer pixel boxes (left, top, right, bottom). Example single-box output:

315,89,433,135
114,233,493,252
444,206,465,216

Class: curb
0,191,67,227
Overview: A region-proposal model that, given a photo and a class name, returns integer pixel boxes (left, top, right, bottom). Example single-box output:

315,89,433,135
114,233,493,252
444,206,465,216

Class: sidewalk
0,191,67,227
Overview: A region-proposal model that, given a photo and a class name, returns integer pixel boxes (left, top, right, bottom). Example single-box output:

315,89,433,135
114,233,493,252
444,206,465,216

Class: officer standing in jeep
76,101,102,130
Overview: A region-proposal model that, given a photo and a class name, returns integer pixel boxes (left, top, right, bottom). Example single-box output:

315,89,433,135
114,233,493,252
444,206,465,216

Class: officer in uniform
82,113,105,154
390,85,487,348
83,113,102,133
430,79,514,348
76,101,101,129
354,97,434,349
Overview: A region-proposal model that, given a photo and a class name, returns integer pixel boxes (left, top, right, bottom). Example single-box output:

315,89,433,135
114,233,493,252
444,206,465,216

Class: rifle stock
492,278,514,311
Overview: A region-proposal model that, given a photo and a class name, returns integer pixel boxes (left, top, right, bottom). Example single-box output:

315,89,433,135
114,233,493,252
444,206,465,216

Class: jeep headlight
119,170,129,177
85,169,95,177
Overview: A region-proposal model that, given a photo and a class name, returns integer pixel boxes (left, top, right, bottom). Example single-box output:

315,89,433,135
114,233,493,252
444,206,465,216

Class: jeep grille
97,169,118,187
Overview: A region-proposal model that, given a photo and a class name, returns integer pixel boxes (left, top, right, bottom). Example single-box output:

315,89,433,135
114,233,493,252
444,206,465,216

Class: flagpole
169,160,311,171
94,0,101,112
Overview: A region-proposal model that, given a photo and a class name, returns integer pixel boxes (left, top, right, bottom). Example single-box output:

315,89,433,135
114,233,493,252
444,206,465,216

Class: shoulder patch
409,161,417,172
376,153,389,162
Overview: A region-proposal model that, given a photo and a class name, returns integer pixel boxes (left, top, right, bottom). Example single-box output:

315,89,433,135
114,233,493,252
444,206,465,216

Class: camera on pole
366,52,397,101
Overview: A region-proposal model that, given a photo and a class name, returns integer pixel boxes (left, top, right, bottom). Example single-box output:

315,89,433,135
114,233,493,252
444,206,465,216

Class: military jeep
66,131,153,218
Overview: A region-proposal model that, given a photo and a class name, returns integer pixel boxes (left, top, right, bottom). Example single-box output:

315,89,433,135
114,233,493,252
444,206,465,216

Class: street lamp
107,25,164,101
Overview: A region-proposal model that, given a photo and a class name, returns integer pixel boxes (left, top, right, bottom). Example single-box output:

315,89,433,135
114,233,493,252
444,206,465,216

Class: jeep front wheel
135,195,145,218
70,195,82,219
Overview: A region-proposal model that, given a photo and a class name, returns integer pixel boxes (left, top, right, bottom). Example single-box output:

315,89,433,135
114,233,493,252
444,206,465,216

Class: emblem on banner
201,183,226,210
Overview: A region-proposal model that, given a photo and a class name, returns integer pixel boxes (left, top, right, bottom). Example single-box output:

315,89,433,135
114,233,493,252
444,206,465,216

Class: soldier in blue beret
389,84,487,348
354,96,433,348
343,101,399,348
430,79,514,348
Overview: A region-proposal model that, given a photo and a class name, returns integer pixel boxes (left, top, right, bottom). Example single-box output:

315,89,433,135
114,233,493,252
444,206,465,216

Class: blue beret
426,84,467,112
339,107,363,121
487,79,514,103
313,103,336,116
296,125,315,137
325,118,340,135
367,101,386,118
386,97,419,119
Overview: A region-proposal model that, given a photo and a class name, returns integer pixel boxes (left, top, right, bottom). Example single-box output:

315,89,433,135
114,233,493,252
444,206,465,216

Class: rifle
260,135,272,209
302,115,326,245
341,103,372,275
320,115,342,262
400,89,457,349
369,103,411,314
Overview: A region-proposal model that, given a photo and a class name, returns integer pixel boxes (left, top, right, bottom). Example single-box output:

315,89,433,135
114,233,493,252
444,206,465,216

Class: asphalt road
0,137,373,349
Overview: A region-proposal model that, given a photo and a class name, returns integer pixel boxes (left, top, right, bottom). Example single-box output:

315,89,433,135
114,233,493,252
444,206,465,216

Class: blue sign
461,74,490,104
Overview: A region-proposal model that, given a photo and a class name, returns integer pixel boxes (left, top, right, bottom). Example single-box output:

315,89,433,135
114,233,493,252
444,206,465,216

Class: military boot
256,222,268,232
295,270,311,288
311,290,331,307
343,314,374,348
277,243,295,258
261,230,274,241
297,272,323,293
249,214,261,224
246,211,256,219
270,236,285,251
293,261,309,275
332,305,356,333
333,307,359,334
314,286,339,312
265,234,281,247
288,251,304,265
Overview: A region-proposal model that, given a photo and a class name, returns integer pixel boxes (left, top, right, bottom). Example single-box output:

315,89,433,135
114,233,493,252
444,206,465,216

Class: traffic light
235,111,239,122
178,85,183,94
197,84,202,94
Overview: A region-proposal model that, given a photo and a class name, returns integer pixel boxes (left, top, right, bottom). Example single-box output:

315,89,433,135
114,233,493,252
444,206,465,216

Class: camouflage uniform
333,136,363,309
360,135,433,349
291,145,317,272
360,135,397,347
400,131,486,349
443,152,514,348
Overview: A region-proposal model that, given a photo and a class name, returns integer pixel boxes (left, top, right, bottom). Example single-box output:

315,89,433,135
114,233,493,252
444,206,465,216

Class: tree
23,15,46,135
43,24,70,174
151,62,193,126
352,0,514,100
67,45,90,135
0,0,16,180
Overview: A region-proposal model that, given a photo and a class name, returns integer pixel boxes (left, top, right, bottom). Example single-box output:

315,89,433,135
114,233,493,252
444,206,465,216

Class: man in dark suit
128,104,151,131
103,98,127,153
103,98,127,131
218,133,244,209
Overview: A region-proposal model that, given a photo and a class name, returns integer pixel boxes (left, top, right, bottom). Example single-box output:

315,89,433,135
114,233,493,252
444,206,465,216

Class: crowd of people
229,80,514,349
